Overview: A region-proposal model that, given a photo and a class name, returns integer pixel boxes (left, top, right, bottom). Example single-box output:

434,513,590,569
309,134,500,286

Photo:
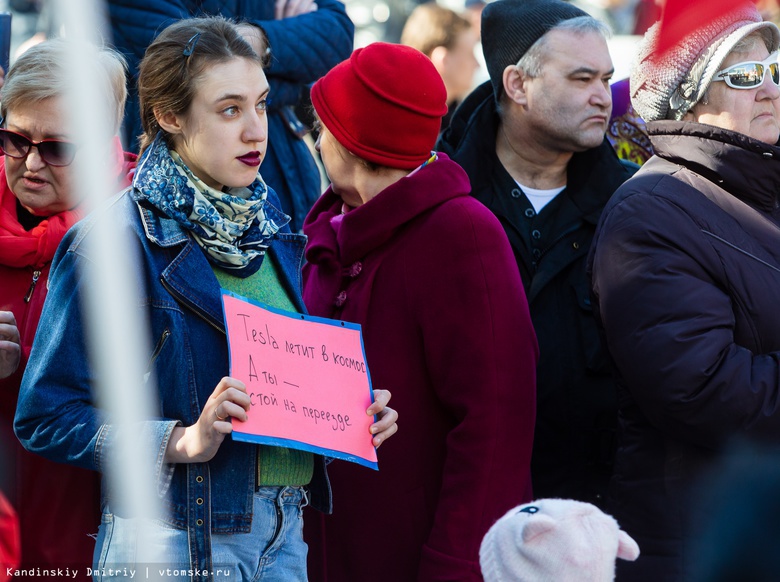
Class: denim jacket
15,169,332,574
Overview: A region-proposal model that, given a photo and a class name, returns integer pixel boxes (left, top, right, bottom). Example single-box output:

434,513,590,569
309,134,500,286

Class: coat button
511,188,522,199
573,242,580,250
196,476,204,483
196,498,204,505
335,290,347,307
532,248,541,259
532,229,541,240
524,208,535,218
196,519,203,526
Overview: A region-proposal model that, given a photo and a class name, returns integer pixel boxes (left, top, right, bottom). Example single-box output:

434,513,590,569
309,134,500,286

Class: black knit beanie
482,0,588,100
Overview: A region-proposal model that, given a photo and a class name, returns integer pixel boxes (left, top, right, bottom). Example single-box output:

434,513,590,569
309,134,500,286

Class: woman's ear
155,108,184,135
430,45,448,72
503,64,529,106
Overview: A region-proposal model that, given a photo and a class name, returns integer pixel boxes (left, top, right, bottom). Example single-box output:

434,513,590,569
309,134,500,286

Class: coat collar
439,81,635,225
132,166,307,331
304,153,471,266
648,120,780,213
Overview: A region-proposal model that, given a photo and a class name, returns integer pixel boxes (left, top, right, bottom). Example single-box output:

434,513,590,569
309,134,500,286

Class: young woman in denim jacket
14,17,397,581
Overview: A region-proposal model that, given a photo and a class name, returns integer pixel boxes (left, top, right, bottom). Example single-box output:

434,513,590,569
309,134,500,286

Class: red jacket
302,154,538,581
0,491,19,579
0,152,136,574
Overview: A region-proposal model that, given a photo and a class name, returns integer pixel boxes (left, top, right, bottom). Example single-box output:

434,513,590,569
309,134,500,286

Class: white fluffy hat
479,499,640,582
630,3,780,122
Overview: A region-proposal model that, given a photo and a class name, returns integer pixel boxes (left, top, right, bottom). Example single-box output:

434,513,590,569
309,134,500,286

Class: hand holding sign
164,376,252,464
366,389,398,449
221,290,381,469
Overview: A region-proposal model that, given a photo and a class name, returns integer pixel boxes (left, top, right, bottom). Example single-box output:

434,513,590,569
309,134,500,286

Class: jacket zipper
24,270,42,303
144,328,171,382
160,277,225,335
149,328,171,368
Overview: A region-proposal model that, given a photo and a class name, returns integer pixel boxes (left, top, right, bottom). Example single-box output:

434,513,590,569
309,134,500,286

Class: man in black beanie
438,0,637,508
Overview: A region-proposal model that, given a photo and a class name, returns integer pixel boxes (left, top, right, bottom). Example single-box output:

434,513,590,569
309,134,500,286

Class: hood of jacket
437,81,497,192
647,120,780,213
303,152,471,267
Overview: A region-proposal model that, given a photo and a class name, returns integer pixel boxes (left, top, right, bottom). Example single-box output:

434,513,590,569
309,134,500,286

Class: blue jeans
92,486,309,581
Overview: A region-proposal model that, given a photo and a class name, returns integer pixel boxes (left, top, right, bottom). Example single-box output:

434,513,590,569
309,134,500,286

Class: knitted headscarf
631,3,780,121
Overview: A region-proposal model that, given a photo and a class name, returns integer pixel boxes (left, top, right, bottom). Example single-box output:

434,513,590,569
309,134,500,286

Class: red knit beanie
310,42,447,170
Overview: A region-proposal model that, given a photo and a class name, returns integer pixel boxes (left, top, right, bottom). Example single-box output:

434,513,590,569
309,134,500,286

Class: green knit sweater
214,255,314,486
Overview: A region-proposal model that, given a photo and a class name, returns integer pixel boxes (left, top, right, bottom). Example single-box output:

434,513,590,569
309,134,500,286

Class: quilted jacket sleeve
250,0,353,81
108,0,353,107
590,178,780,448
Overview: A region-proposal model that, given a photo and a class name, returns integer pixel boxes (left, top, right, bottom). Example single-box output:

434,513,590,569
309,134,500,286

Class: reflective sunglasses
713,52,780,90
0,127,78,166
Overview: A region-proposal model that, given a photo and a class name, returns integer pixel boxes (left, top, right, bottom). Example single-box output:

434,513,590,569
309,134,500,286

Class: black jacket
437,81,636,505
589,121,780,581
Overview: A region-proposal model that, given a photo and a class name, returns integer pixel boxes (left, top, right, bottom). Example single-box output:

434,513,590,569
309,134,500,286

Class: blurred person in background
632,0,662,34
758,0,780,25
107,0,354,233
691,444,780,582
0,311,19,579
0,39,135,575
302,42,537,581
0,491,19,581
607,78,654,165
0,313,20,380
400,2,480,129
464,0,486,36
569,0,640,35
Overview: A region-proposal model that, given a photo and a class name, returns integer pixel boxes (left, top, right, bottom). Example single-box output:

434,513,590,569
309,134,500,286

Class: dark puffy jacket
107,0,354,231
589,121,780,581
437,81,636,507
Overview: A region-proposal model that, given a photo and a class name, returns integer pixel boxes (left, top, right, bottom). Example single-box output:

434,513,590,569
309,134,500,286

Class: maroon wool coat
302,154,538,582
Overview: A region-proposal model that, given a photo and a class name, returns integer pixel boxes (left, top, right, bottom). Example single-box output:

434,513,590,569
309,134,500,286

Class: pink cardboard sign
221,290,378,470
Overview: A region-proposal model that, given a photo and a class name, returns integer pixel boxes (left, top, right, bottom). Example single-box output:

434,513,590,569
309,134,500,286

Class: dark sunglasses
713,52,780,90
0,127,78,166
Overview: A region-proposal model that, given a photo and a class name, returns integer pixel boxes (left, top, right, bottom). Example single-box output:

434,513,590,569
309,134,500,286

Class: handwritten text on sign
221,291,378,469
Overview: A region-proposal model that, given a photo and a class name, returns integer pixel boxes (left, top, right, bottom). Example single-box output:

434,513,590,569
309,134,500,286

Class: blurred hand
236,23,267,57
367,389,398,449
0,311,21,380
275,0,318,20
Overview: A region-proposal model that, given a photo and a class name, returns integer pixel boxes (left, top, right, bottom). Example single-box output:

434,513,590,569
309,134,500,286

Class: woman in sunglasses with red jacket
0,39,136,573
587,4,780,582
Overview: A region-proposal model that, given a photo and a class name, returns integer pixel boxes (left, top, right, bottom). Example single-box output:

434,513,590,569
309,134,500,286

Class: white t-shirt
516,182,566,213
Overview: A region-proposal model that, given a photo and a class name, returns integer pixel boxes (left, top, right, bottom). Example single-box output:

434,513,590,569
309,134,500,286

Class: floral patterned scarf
133,133,289,277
